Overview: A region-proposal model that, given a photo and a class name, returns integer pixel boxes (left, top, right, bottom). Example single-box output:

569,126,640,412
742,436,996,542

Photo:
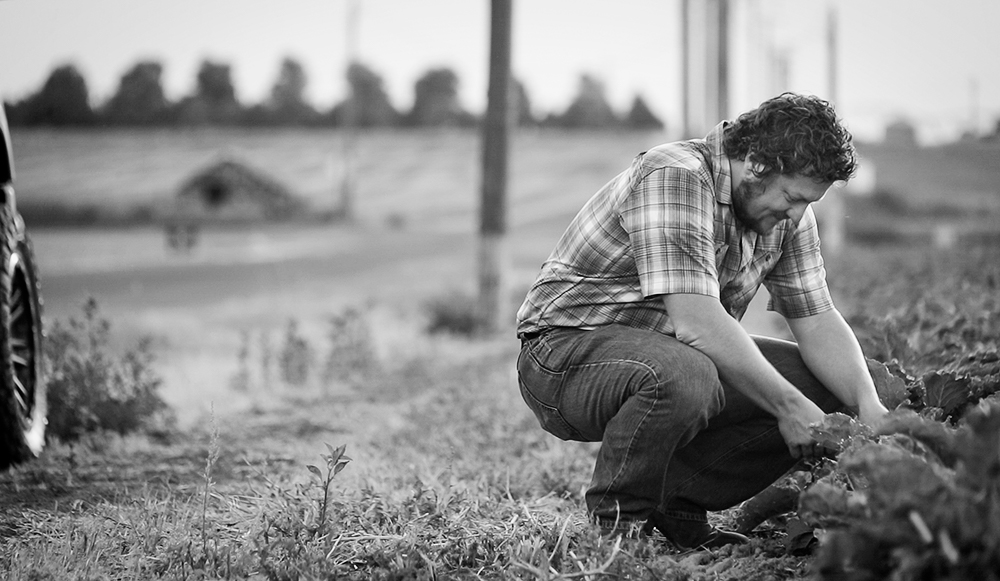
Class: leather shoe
652,516,749,550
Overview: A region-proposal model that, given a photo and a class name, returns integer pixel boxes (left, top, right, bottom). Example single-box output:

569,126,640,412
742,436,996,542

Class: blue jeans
516,325,845,526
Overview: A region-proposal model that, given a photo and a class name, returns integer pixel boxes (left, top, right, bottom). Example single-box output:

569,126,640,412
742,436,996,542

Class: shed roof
175,159,303,222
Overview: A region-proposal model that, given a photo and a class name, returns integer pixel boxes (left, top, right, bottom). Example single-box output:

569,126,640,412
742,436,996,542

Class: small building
166,158,305,251
175,159,302,222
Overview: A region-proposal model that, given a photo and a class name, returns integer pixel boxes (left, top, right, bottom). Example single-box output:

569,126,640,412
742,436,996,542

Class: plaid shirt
516,122,834,337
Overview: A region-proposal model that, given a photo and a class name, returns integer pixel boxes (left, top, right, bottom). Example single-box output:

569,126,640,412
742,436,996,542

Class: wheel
0,205,45,470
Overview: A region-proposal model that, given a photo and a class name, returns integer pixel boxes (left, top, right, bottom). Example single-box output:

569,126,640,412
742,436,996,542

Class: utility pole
827,0,838,105
822,0,845,256
680,0,690,138
339,0,361,221
717,0,729,122
478,0,513,333
681,0,729,138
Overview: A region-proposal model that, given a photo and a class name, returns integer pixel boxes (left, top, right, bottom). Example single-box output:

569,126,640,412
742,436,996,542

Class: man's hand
776,398,831,459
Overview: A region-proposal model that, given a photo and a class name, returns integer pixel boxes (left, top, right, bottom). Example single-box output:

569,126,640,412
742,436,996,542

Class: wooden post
717,0,729,121
478,0,513,333
680,0,690,138
704,0,719,133
821,0,846,256
684,0,729,137
339,0,361,221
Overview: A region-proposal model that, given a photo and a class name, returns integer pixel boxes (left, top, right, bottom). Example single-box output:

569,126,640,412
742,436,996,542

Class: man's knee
673,348,725,413
635,342,724,416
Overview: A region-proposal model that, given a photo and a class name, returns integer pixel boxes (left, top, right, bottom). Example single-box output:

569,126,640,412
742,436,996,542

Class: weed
259,329,274,388
305,443,352,537
321,306,378,388
277,318,313,387
424,292,484,336
43,297,174,441
229,329,252,392
231,306,380,394
200,410,220,554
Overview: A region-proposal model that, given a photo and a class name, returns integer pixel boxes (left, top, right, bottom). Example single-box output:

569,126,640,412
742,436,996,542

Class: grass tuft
424,292,486,336
43,297,175,442
277,319,314,387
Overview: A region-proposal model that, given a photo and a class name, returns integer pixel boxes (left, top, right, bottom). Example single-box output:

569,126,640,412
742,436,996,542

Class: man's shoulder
630,139,717,198
639,139,714,178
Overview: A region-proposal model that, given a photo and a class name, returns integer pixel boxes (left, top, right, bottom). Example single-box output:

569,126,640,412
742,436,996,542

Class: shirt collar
705,121,733,206
706,121,762,251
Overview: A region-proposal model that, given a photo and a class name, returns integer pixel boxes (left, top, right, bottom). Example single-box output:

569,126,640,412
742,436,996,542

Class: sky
1,0,999,143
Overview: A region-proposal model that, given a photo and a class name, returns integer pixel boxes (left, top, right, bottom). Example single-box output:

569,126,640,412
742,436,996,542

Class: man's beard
731,176,770,234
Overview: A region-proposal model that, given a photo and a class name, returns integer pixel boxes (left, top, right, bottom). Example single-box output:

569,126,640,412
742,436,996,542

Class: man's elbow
663,294,725,350
671,314,715,351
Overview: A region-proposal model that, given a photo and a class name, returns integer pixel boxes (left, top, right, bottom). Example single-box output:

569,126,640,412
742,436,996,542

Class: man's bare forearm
787,308,888,426
662,293,828,458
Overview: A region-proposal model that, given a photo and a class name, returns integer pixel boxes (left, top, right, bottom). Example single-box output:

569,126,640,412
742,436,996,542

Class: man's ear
746,159,766,178
740,150,759,175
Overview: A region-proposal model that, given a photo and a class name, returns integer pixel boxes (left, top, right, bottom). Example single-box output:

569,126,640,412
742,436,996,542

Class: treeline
3,57,665,131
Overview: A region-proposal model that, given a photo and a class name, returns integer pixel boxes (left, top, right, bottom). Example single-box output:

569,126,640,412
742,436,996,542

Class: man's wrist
772,387,817,420
857,396,889,427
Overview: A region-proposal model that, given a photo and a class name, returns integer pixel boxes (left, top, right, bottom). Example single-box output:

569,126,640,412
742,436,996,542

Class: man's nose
787,204,807,225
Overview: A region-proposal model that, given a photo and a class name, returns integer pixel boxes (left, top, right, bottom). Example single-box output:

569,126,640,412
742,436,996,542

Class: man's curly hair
722,92,857,183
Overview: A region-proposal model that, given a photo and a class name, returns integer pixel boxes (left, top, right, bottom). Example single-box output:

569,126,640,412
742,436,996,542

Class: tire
0,204,45,470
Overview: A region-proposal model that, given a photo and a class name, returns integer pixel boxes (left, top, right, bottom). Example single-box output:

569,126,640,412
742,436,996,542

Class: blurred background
5,0,999,140
1,0,998,423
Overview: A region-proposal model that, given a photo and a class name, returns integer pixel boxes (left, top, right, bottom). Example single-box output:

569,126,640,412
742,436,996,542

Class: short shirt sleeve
619,166,720,299
764,206,835,318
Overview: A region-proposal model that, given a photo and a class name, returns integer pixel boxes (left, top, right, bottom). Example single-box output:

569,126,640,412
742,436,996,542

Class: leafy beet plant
792,347,1000,579
800,397,1000,581
735,247,1000,579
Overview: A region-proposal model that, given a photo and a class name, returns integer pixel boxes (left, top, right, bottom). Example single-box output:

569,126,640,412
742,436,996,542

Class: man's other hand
777,399,830,459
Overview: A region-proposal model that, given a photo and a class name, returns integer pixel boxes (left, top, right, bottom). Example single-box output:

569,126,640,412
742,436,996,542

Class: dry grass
0,303,812,580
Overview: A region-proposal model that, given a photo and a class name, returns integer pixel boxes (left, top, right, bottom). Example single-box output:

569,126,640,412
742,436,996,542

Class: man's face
731,171,832,235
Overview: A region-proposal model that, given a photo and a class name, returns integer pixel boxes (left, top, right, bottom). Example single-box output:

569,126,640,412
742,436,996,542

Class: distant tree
330,61,399,127
240,104,271,127
265,57,317,125
4,97,29,126
625,95,664,130
405,67,474,127
197,61,238,104
7,63,95,126
550,74,619,129
175,60,241,125
102,61,171,125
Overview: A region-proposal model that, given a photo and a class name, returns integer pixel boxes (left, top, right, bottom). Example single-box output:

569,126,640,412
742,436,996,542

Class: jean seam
519,343,585,441
526,334,554,367
661,424,782,504
591,358,662,515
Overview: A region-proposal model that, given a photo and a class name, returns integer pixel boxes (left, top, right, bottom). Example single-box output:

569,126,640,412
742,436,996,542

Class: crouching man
515,93,887,549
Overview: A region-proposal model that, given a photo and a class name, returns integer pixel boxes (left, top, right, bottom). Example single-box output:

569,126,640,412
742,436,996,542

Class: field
1,128,999,579
14,127,671,423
